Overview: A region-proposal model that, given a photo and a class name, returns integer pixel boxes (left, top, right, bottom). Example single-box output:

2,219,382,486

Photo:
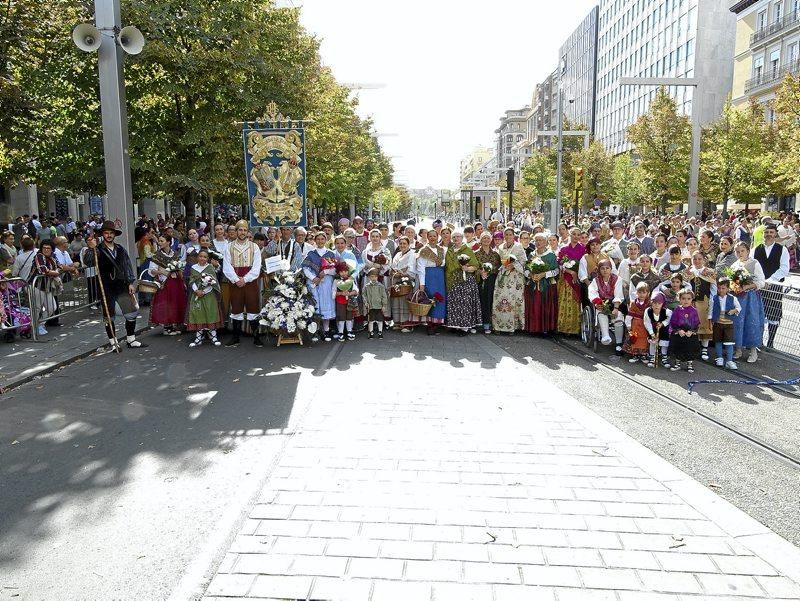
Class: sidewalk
199,336,800,601
0,306,150,392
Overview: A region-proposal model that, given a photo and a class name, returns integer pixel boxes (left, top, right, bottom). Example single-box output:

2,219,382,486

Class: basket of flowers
407,289,442,317
390,272,414,297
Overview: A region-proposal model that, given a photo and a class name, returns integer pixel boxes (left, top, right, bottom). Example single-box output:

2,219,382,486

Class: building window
774,1,783,23
770,49,780,77
757,9,767,30
789,42,799,65
754,56,765,81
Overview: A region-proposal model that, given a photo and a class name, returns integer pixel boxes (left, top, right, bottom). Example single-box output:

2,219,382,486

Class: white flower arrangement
259,269,318,336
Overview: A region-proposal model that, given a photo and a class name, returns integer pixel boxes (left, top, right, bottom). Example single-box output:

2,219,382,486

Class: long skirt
670,331,700,361
187,290,223,331
557,278,581,335
390,289,414,327
622,316,649,357
446,276,482,329
695,298,712,341
492,271,525,333
524,282,558,333
413,266,446,325
310,276,335,320
150,276,187,326
733,289,765,348
478,274,497,328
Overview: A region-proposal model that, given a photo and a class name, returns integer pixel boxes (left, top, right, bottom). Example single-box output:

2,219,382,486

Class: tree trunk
721,195,728,219
182,188,196,227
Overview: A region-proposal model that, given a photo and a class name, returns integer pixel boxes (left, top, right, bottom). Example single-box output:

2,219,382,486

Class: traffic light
574,167,584,191
506,168,515,192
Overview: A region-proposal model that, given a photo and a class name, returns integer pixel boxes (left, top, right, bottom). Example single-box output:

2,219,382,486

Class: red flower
433,292,444,302
591,297,602,306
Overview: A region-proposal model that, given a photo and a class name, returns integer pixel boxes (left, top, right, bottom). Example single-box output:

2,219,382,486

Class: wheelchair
580,284,626,353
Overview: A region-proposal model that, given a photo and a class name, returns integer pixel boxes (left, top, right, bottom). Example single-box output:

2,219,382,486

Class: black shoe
226,321,242,346
126,340,148,349
368,332,374,339
378,332,383,339
250,321,264,347
253,336,264,347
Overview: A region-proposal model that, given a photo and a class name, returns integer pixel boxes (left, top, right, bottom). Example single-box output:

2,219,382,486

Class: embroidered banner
242,104,308,228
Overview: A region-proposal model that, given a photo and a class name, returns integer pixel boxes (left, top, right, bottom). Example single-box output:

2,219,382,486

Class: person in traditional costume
416,229,447,334
332,235,359,274
730,241,766,362
444,230,481,336
475,232,501,334
389,236,416,332
753,222,790,351
618,240,640,303
523,232,559,335
84,221,147,350
30,239,60,337
644,292,671,368
333,261,359,341
715,235,737,276
187,249,223,347
557,227,585,335
698,229,719,266
623,281,650,363
709,277,741,369
688,251,716,361
588,259,624,351
148,233,188,335
492,227,526,334
650,233,669,271
656,273,685,311
669,288,701,373
223,220,263,347
464,226,479,252
518,231,533,259
579,237,615,286
362,266,389,339
658,246,688,282
303,231,337,342
363,229,392,284
629,254,661,300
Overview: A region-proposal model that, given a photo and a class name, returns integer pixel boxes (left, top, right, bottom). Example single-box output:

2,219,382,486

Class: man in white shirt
751,222,790,349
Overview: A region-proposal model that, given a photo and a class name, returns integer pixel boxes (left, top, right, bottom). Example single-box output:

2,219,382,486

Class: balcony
744,58,800,93
750,11,800,46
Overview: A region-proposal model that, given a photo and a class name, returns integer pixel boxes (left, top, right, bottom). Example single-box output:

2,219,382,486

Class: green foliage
0,0,391,218
571,141,613,206
772,73,800,192
626,88,691,212
372,185,412,217
521,150,556,202
699,98,773,215
611,153,645,209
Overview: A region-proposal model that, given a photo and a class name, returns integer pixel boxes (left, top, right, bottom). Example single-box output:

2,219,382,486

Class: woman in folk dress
187,249,224,347
302,231,337,342
389,236,417,332
474,232,501,334
492,227,527,334
557,227,585,335
416,229,447,334
148,233,188,335
444,230,482,336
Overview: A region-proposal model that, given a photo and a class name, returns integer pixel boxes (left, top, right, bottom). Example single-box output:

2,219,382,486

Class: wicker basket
407,289,433,317
390,274,414,298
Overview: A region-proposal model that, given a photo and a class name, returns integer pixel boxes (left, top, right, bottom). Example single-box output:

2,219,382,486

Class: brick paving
202,336,800,601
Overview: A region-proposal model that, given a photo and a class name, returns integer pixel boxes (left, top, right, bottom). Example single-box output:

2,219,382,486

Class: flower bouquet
166,259,186,278
457,253,472,281
560,257,578,272
372,253,388,265
205,248,223,263
722,266,753,296
319,257,337,274
259,269,318,338
526,256,551,290
592,297,614,315
481,262,494,275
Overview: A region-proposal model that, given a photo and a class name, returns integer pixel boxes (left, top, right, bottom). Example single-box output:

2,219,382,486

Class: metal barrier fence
27,269,98,341
763,282,800,360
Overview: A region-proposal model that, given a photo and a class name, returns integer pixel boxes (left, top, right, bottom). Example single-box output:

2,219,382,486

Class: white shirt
750,242,790,284
54,248,73,266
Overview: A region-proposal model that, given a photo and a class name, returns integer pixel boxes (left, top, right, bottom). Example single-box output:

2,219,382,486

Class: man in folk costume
84,220,148,350
752,222,790,350
223,220,263,347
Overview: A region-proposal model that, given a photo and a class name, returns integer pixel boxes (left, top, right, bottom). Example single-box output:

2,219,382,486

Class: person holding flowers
475,232,501,334
524,233,559,335
728,241,765,363
333,261,359,341
588,259,624,350
444,230,482,336
187,249,223,347
416,228,447,334
492,227,527,334
148,233,188,336
302,231,338,342
557,227,585,335
389,236,417,332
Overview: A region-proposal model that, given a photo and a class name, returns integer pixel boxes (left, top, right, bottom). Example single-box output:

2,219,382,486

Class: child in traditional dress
656,273,684,310
187,249,223,347
362,266,389,339
644,292,672,368
709,277,742,370
333,261,359,341
623,281,651,364
669,288,701,373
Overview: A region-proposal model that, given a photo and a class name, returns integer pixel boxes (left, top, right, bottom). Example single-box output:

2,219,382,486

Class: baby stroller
1,274,32,343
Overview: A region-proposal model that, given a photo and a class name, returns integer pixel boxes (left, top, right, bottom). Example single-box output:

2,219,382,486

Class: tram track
537,335,800,471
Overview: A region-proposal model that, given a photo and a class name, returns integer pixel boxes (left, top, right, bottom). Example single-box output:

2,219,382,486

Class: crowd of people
1,209,797,372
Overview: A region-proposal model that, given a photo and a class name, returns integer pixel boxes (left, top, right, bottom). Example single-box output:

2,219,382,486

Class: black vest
754,244,783,281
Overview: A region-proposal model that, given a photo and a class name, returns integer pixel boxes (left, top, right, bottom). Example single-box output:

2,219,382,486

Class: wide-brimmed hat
97,220,122,236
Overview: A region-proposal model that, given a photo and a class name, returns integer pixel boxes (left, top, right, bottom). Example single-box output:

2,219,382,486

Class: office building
495,107,530,171
559,6,600,133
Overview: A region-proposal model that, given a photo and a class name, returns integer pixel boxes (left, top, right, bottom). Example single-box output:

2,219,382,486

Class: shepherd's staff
92,241,121,353
688,375,800,395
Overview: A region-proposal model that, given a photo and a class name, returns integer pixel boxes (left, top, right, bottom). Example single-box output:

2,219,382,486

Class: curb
0,324,152,395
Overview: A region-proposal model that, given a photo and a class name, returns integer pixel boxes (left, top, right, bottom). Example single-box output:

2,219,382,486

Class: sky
299,0,599,191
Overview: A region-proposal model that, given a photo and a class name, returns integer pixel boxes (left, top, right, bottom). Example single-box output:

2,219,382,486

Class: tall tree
772,73,800,193
571,140,613,207
626,87,691,213
610,153,645,209
521,150,556,204
699,98,773,216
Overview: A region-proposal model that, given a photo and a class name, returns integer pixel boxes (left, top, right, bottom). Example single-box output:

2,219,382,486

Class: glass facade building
560,6,600,133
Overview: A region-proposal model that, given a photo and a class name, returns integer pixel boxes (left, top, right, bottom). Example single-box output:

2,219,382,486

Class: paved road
0,332,336,601
1,327,799,599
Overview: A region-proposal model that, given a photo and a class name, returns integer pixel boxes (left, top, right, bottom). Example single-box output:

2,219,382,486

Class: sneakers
628,356,640,363
725,360,739,370
377,332,383,340
686,361,694,374
661,357,671,369
670,360,681,371
311,335,320,342
332,333,342,341
163,327,180,336
701,348,709,361
368,331,374,339
747,348,758,363
323,333,332,342
347,332,356,341
733,348,742,359
37,325,48,336
646,357,655,368
715,357,724,367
